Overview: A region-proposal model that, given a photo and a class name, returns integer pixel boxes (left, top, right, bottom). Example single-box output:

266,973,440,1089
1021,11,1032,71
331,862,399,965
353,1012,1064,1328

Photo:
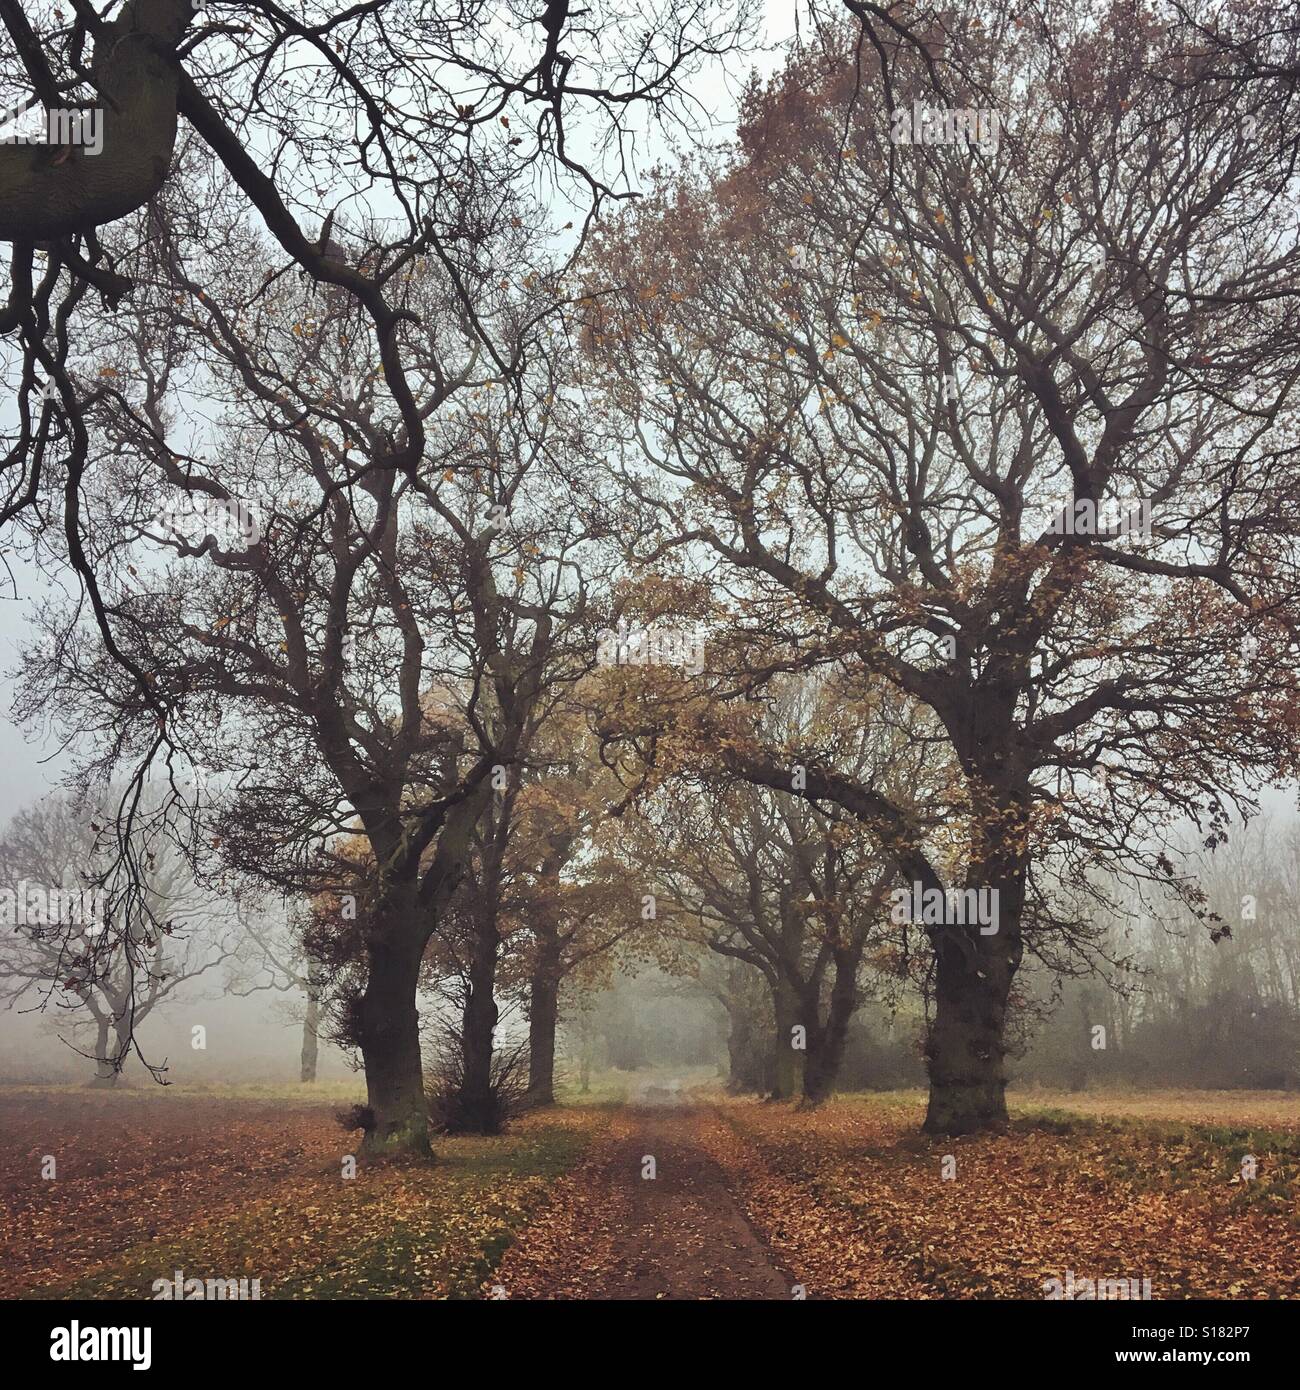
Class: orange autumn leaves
8,1084,1297,1301
700,1095,1300,1299
0,1087,610,1299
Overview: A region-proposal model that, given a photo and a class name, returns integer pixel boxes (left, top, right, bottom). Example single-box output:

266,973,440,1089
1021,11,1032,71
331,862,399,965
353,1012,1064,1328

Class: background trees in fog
0,789,232,1083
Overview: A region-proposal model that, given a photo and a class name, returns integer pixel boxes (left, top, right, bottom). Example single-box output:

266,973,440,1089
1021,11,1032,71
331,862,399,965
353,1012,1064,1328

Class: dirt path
490,1099,794,1301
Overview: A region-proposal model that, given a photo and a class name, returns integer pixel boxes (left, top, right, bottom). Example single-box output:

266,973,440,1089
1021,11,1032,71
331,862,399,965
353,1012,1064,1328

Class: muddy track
490,1102,794,1301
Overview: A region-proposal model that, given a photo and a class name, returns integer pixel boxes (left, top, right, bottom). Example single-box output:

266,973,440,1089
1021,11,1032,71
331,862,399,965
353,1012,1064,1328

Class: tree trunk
300,972,321,1084
0,0,193,243
108,1014,134,1084
527,942,561,1106
920,761,1029,1134
352,787,485,1155
801,952,860,1105
357,928,429,1156
723,995,765,1093
456,912,501,1133
922,854,1024,1134
770,978,801,1099
725,1005,753,1091
88,1015,118,1087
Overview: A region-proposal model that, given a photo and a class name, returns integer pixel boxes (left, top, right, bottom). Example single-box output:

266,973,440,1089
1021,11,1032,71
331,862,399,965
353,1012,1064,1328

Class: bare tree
618,676,924,1103
17,186,612,1150
1,0,758,510
589,0,1300,1131
226,896,325,1083
0,789,231,1082
0,2,756,1117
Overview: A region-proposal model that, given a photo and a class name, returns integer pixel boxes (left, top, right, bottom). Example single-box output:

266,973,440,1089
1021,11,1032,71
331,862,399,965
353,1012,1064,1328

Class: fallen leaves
0,1088,608,1300
702,1094,1300,1299
8,1086,1297,1301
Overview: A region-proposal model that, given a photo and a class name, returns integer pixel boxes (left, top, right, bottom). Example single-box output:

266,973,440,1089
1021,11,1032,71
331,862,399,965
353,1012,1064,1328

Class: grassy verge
1009,1103,1300,1218
707,1090,1300,1297
832,1087,1300,1217
42,1107,611,1301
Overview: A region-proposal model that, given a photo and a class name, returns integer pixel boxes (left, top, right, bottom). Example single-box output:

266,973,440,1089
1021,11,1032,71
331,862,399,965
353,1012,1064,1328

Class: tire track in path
490,1100,794,1300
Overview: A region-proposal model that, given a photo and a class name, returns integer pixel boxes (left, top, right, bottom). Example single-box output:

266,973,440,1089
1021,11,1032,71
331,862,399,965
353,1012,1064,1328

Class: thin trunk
770,977,801,1100
527,939,561,1105
577,1006,594,1093
300,971,321,1084
89,1014,117,1087
110,1014,133,1082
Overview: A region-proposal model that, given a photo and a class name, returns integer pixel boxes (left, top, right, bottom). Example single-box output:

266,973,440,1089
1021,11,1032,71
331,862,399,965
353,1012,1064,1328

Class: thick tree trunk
357,929,429,1156
352,781,485,1155
0,0,193,243
725,1006,752,1091
920,756,1029,1134
300,975,320,1084
527,945,561,1105
723,996,764,1093
922,872,1023,1135
456,915,501,1133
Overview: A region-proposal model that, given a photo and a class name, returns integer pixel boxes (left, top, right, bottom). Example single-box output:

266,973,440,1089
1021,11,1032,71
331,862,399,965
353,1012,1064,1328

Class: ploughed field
1,1081,1296,1299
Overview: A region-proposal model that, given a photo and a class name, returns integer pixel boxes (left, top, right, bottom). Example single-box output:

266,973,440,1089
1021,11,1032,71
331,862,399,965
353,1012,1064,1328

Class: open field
0,1084,610,1299
2,1081,1296,1300
699,1094,1300,1299
1009,1088,1300,1128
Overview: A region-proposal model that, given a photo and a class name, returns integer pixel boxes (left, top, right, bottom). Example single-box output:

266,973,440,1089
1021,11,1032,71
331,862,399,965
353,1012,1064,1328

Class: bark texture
0,0,194,243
